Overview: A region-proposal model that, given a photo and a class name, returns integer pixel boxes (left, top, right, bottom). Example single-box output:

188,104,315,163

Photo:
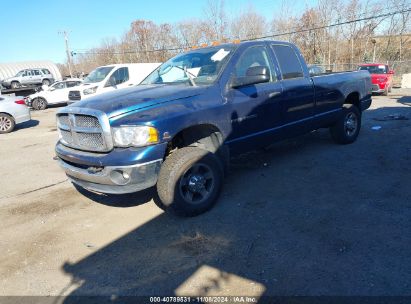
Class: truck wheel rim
344,112,358,136
0,116,12,131
179,163,215,204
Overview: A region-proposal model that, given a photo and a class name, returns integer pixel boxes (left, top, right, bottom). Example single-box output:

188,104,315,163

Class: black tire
42,79,50,86
155,147,224,217
330,104,361,145
11,81,20,89
0,113,15,134
32,97,47,110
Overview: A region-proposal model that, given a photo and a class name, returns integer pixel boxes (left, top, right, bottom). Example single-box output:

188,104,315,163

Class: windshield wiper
174,66,197,87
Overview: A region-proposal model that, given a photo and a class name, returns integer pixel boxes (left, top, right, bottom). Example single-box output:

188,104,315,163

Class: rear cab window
271,44,304,80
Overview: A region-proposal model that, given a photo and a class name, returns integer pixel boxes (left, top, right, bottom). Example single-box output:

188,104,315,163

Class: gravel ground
0,89,410,300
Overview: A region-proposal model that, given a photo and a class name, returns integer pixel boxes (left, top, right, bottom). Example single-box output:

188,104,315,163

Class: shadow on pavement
61,106,411,301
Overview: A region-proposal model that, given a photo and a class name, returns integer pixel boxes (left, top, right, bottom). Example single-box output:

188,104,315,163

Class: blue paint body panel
57,41,372,167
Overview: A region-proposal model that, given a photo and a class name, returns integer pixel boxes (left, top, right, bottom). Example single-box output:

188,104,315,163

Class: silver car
1,68,55,89
0,95,31,133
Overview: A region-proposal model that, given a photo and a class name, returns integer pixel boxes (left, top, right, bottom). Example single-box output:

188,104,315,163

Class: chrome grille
58,114,70,128
60,129,73,144
77,132,104,149
56,109,112,152
75,115,100,128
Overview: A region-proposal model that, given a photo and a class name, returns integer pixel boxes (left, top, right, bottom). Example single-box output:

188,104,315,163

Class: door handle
269,91,281,98
128,83,134,86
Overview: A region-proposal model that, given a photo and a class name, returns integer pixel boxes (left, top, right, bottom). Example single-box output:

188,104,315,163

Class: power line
71,7,411,56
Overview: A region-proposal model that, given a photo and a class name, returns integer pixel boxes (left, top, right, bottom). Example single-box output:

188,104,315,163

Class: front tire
11,81,20,89
155,147,224,217
0,113,15,134
32,97,47,110
330,104,361,144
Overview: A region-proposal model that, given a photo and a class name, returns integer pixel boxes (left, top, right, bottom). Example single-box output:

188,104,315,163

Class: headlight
83,86,98,95
112,126,159,147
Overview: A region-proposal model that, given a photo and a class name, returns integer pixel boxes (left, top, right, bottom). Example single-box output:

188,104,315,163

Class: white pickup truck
67,63,161,104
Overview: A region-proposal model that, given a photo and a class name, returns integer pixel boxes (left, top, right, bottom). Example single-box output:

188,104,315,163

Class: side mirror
388,70,395,74
105,76,117,87
231,66,270,88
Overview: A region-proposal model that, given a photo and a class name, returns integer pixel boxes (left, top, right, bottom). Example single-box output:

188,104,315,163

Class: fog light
110,170,130,185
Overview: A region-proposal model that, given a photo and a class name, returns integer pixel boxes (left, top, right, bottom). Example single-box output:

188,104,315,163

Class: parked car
0,95,31,133
1,68,55,89
308,64,326,76
55,40,372,216
26,79,82,110
358,63,394,95
67,63,161,104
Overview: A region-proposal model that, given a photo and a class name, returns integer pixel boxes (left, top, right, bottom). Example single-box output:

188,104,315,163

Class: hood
70,84,207,118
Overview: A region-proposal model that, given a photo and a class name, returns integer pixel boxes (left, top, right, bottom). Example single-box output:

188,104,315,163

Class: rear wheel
155,147,224,217
42,79,50,86
11,81,20,89
0,114,15,134
330,104,361,144
32,97,47,110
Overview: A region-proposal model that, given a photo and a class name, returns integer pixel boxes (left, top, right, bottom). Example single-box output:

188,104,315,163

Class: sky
0,0,315,64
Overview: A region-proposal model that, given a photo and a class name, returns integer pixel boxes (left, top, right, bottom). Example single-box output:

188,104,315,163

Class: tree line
59,0,411,76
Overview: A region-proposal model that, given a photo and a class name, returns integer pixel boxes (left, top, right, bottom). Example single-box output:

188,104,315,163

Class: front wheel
11,81,20,89
155,147,224,217
0,113,15,134
330,104,361,144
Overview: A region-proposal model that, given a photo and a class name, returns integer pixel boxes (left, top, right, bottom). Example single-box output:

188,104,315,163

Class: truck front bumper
59,158,162,194
56,142,167,194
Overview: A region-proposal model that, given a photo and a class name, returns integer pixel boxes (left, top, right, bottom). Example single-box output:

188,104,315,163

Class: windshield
84,66,114,83
15,70,24,77
359,65,387,74
141,45,236,86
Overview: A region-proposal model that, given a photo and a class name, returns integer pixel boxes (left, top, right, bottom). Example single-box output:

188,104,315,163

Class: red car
358,63,394,95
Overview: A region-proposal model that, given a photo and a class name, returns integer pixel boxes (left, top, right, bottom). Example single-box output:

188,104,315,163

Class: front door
224,45,283,152
101,67,130,94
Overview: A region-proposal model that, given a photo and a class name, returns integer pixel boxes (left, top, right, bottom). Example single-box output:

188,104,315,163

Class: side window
26,70,32,76
234,46,274,81
33,70,41,76
42,69,51,75
271,45,304,80
66,81,79,88
111,67,129,85
54,82,66,89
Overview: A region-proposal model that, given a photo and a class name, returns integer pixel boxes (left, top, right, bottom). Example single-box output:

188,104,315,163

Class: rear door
270,44,315,135
32,69,42,84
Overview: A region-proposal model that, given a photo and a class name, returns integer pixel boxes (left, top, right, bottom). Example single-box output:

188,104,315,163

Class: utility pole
58,30,73,78
371,39,377,62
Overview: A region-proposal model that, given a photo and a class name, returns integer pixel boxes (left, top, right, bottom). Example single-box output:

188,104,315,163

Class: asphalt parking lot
1,90,410,299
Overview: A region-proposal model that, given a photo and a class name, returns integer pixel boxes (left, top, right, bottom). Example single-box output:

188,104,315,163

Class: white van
67,63,161,104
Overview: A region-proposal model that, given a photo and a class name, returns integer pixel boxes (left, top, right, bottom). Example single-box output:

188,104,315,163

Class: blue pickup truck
55,41,372,216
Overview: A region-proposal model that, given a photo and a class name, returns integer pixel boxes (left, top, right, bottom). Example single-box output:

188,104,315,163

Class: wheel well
168,124,223,154
345,92,360,109
0,112,15,121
